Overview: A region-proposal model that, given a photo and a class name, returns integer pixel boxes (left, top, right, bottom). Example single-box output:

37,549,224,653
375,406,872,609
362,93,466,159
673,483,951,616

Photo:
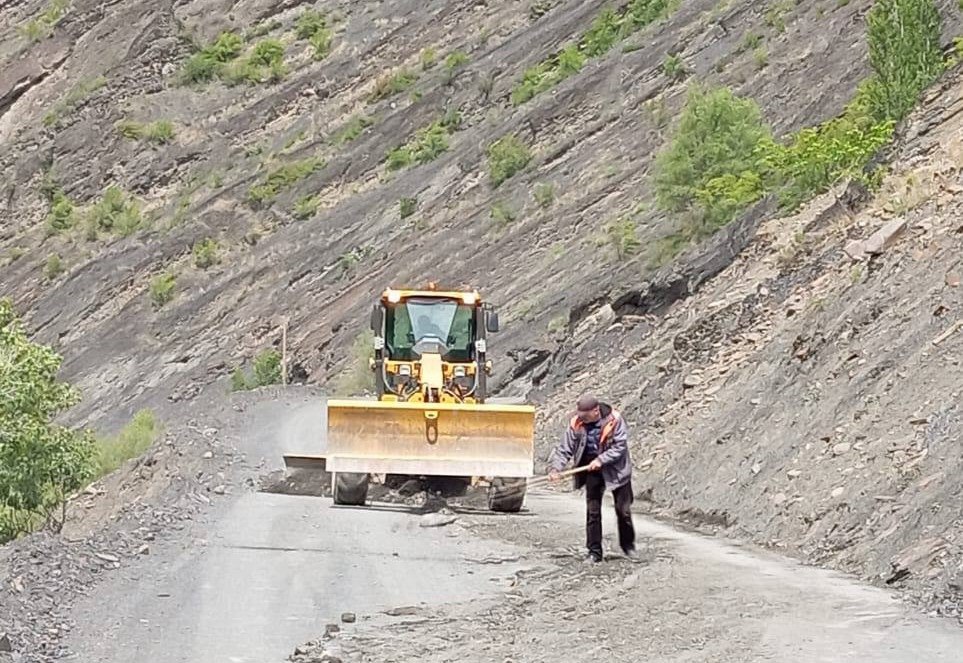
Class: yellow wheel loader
284,284,536,512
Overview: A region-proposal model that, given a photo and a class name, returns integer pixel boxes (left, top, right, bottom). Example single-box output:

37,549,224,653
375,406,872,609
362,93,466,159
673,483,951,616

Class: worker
548,393,637,563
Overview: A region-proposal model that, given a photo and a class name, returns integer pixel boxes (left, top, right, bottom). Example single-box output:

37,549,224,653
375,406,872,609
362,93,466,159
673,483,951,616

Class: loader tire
488,477,526,513
333,472,369,506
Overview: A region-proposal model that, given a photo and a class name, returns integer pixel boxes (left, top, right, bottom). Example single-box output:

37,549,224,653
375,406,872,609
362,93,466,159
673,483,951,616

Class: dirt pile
529,64,963,618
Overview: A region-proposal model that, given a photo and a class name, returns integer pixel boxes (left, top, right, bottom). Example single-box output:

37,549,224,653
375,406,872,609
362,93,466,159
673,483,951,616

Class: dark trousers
584,471,635,558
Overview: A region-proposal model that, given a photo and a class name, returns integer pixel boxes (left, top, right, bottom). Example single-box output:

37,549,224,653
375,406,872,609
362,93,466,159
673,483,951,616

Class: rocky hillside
533,65,963,617
2,0,963,616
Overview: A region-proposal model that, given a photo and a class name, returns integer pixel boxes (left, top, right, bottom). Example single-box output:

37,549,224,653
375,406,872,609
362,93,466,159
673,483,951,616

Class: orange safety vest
569,410,621,450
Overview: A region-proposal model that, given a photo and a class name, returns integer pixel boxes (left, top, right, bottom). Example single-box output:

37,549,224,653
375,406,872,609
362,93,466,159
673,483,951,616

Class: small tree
864,0,943,122
0,299,95,541
653,84,772,216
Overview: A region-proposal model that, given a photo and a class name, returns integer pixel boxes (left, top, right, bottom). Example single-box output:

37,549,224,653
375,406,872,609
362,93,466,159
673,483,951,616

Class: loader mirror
486,310,500,333
370,304,383,333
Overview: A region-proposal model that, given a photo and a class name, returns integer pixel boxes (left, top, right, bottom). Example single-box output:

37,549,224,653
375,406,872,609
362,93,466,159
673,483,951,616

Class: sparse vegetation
46,191,75,233
662,53,687,80
490,201,517,227
19,0,69,42
333,115,374,144
42,76,107,128
294,196,320,219
223,39,287,85
44,254,64,280
116,119,175,144
0,298,95,542
149,272,176,308
420,47,438,70
386,110,461,171
399,197,417,219
248,156,325,204
605,218,641,258
533,183,555,208
192,238,220,269
511,0,679,104
487,135,533,187
369,69,418,102
94,409,162,477
335,331,375,395
87,186,143,238
179,32,244,84
443,51,469,82
296,10,333,60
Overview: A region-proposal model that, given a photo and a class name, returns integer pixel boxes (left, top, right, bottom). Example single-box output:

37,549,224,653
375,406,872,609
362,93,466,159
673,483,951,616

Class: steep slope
2,0,963,622
533,64,963,617
2,0,958,432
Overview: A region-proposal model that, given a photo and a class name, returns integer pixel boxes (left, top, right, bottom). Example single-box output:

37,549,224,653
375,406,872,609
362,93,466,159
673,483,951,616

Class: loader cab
369,288,498,403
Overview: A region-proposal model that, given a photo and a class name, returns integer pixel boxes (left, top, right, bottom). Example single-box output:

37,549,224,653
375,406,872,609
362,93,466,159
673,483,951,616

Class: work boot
584,552,602,564
622,547,641,561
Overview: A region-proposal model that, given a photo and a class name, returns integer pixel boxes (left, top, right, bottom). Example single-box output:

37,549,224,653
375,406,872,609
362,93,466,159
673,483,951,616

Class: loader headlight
386,289,402,303
398,364,412,376
453,366,466,377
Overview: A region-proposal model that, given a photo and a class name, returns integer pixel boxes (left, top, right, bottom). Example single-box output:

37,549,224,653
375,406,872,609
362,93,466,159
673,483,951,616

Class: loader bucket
323,399,535,478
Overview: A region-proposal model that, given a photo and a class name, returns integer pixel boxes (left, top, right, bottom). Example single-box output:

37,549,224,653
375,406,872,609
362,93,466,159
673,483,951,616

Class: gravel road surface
57,395,963,662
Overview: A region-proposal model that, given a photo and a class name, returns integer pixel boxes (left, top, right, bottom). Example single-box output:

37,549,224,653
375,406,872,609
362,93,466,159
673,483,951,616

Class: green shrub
333,114,374,144
116,119,175,144
863,0,943,122
487,135,533,187
295,10,326,39
420,47,438,70
533,182,555,208
223,38,286,84
511,0,678,104
605,218,641,258
149,272,176,308
87,186,142,237
94,410,162,477
44,254,64,280
761,97,895,209
662,54,687,80
653,85,771,218
399,197,417,219
490,200,517,227
248,157,325,203
0,298,95,542
443,50,469,82
386,120,453,170
46,191,75,233
309,28,333,60
369,69,418,102
179,32,244,84
253,349,282,386
230,349,284,391
294,196,320,219
192,238,220,268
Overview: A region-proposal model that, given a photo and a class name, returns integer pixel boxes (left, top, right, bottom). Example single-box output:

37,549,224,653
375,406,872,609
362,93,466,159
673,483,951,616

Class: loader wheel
488,477,526,513
333,472,369,506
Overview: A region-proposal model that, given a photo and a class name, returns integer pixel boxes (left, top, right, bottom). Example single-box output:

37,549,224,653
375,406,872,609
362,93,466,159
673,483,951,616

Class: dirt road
61,398,531,663
59,395,963,662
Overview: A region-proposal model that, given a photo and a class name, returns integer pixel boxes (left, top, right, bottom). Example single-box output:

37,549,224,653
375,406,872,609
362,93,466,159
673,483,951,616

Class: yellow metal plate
324,399,535,478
